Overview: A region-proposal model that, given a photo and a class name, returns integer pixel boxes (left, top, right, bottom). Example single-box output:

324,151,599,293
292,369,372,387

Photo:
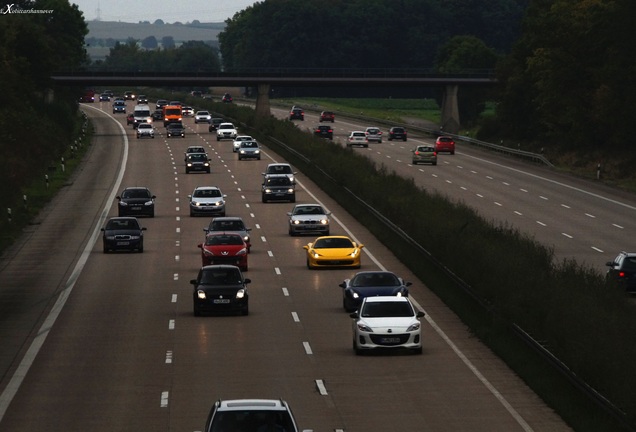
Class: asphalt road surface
0,102,572,431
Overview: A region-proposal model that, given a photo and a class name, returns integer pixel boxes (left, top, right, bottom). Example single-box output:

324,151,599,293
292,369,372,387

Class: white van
132,104,152,129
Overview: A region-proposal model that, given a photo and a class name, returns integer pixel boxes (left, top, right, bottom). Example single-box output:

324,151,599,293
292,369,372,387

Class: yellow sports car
303,236,364,269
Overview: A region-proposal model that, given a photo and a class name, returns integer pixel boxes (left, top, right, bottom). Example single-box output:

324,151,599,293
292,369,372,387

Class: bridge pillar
440,84,460,135
255,83,271,118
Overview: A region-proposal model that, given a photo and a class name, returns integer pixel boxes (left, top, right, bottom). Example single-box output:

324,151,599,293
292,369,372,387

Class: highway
0,100,573,431
280,108,636,273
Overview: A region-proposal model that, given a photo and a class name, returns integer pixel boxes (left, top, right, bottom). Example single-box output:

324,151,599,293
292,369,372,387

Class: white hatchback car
188,186,226,217
194,110,212,123
136,123,155,139
204,399,311,432
347,131,368,148
351,296,424,355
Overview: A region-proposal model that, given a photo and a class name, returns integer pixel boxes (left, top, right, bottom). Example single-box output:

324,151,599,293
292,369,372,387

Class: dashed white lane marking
315,379,328,395
291,312,300,322
160,391,169,408
303,342,313,355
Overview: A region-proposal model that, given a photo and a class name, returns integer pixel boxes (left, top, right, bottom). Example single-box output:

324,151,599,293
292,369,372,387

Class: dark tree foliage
496,0,636,149
97,40,221,72
0,0,88,207
218,0,526,71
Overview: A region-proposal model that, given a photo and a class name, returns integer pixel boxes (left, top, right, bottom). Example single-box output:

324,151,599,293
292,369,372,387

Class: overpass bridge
50,69,497,133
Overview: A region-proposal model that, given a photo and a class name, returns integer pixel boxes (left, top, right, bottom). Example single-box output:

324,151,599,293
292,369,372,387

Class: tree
161,36,175,49
142,35,158,49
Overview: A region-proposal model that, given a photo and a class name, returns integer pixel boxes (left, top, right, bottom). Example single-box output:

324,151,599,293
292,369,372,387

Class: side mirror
405,282,412,287
338,282,346,289
197,243,203,249
349,312,358,319
286,212,292,216
190,279,198,285
116,196,121,200
244,278,251,284
303,245,309,250
141,227,147,231
151,195,156,199
417,311,426,318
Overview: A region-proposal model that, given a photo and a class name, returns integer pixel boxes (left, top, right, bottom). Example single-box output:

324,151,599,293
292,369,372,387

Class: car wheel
364,144,368,148
451,150,455,155
242,265,248,271
138,242,144,253
190,210,195,217
290,196,296,203
221,211,226,217
206,169,210,173
262,195,267,203
103,244,109,253
185,169,190,174
216,137,220,141
353,339,363,355
324,230,330,236
193,305,201,317
388,137,392,141
150,210,155,218
306,259,313,269
403,138,407,141
241,305,249,316
432,162,437,166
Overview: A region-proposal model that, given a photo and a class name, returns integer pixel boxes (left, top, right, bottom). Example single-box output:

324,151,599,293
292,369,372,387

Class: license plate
131,206,141,211
213,299,230,304
116,241,130,246
380,337,400,343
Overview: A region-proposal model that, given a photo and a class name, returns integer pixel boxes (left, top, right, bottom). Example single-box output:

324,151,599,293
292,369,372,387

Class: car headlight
237,248,247,256
105,235,115,240
264,188,272,193
356,322,373,332
130,235,141,240
202,248,215,256
352,292,359,299
144,201,153,206
215,200,224,206
240,150,246,154
197,290,206,299
312,252,320,258
320,219,328,225
119,202,128,206
243,235,250,242
406,322,421,332
287,188,294,193
254,150,260,154
292,220,300,225
204,162,210,166
236,289,246,299
350,249,359,257
192,201,200,206
187,163,193,167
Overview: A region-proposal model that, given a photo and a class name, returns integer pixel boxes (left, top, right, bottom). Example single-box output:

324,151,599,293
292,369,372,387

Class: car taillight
619,271,626,278
414,151,419,155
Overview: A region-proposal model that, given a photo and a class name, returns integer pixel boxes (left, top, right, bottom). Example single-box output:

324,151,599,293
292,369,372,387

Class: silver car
194,110,212,123
347,131,368,148
287,204,330,236
365,127,383,143
188,186,226,217
237,140,261,160
233,135,254,152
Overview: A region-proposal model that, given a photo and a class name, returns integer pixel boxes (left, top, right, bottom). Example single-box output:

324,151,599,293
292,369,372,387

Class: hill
86,20,225,61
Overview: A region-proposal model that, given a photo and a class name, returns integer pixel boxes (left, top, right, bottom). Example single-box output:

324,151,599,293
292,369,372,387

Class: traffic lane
0,107,178,430
0,107,125,395
339,141,634,271
172,137,571,431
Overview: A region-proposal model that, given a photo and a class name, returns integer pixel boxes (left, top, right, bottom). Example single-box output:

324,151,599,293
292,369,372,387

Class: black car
222,93,233,103
208,117,224,132
289,107,304,120
606,252,636,293
340,271,411,312
101,217,146,253
166,122,185,138
388,127,408,141
152,109,163,121
116,187,156,217
191,265,250,316
314,125,333,140
262,174,296,203
185,153,211,174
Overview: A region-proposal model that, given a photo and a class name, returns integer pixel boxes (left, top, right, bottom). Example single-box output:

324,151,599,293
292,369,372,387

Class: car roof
212,216,243,222
363,295,409,304
217,399,287,411
122,186,149,191
195,186,220,191
219,122,235,126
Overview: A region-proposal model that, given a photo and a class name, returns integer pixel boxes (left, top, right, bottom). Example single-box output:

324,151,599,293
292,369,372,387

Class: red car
198,233,248,270
319,111,335,122
435,136,455,154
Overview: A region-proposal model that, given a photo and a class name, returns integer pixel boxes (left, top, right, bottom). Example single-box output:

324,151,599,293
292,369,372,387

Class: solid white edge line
0,105,129,422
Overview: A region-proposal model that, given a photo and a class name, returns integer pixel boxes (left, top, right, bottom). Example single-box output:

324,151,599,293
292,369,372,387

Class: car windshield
187,147,205,153
194,189,221,198
138,124,151,129
205,235,243,246
135,110,151,116
200,268,242,285
121,189,150,199
621,256,636,271
210,410,294,432
439,137,452,142
189,154,207,161
351,273,400,287
418,146,434,152
361,301,414,318
267,165,292,174
352,133,365,137
211,220,245,231
106,219,139,230
266,178,291,186
241,142,258,148
293,206,324,215
219,124,234,130
165,108,181,116
197,111,209,115
313,238,353,249
367,129,380,134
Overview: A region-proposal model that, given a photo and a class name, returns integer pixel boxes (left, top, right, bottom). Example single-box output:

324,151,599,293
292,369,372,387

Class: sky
71,0,259,23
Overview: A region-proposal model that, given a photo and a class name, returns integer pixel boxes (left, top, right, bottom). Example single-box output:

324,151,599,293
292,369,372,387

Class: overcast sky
71,0,259,23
